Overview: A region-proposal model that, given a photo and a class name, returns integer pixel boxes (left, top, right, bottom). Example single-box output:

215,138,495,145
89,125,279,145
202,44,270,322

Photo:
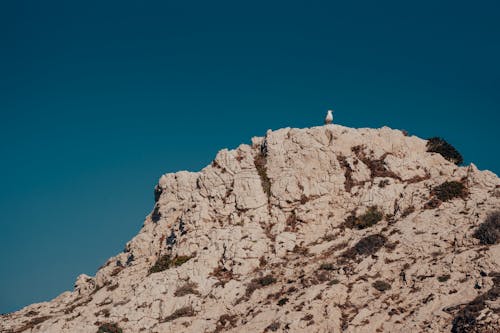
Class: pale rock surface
1,125,500,333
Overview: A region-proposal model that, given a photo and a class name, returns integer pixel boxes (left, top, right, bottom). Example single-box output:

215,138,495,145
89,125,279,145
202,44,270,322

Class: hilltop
2,125,499,333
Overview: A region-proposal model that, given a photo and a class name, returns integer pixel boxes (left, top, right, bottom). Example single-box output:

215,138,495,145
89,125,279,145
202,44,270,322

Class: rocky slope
2,125,500,333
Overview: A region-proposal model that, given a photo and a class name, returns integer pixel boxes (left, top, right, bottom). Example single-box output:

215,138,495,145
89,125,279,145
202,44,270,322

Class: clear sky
1,0,499,313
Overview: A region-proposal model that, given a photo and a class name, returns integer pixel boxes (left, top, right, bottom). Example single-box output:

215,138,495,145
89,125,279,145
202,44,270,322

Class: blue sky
0,0,499,313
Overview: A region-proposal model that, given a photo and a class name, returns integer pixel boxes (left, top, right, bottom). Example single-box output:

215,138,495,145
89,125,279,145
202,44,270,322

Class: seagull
324,110,333,125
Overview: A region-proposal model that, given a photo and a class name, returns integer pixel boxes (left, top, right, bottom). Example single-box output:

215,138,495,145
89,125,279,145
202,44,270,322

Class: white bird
324,110,333,125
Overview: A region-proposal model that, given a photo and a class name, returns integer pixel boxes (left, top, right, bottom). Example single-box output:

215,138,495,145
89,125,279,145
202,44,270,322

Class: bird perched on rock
324,110,333,124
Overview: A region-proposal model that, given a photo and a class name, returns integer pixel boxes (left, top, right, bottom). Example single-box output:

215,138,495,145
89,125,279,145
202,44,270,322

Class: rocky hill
2,125,500,333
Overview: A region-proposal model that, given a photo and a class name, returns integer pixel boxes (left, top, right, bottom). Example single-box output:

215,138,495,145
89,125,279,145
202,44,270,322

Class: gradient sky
1,0,499,313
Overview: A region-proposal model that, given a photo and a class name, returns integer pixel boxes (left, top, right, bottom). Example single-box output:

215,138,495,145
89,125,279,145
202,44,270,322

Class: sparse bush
341,234,387,262
174,282,200,297
319,263,335,271
451,273,500,333
337,154,355,192
372,280,391,292
210,266,234,286
162,306,195,322
431,181,467,202
355,234,386,255
427,137,463,165
149,255,171,273
378,179,390,188
358,206,383,228
285,211,298,231
401,206,415,218
149,255,192,274
254,153,271,198
14,316,52,332
351,146,401,180
437,274,451,283
277,298,289,306
424,197,441,210
473,211,500,245
110,266,123,277
265,321,280,332
329,279,340,285
106,283,119,291
246,275,277,297
315,270,332,283
259,275,276,286
215,314,238,331
97,323,122,333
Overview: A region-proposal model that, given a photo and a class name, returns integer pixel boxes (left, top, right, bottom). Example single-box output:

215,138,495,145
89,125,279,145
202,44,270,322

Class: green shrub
246,275,277,297
437,274,451,283
259,275,276,286
354,234,387,256
97,323,122,333
431,181,467,202
328,279,340,285
427,137,463,165
372,280,391,292
473,211,500,245
149,255,192,274
346,206,384,229
341,234,387,262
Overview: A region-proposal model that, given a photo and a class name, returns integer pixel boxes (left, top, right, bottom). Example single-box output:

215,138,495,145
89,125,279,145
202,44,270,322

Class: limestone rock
2,125,500,333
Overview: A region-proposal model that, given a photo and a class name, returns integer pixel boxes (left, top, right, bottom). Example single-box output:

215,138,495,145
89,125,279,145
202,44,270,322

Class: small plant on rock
162,306,195,322
246,275,277,297
329,279,340,285
215,314,238,331
174,282,200,297
341,234,387,262
149,254,192,274
426,137,463,165
358,206,384,228
473,211,500,245
277,298,289,306
319,263,335,271
265,321,281,332
437,274,451,283
424,197,441,210
97,323,122,333
372,280,391,292
451,272,500,332
258,275,276,286
254,152,271,198
431,181,467,202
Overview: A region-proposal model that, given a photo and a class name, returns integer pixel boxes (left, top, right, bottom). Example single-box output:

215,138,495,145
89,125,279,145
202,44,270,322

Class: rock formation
2,125,499,333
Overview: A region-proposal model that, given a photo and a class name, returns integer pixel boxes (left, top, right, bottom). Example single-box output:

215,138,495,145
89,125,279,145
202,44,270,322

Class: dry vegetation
473,211,500,245
149,255,192,274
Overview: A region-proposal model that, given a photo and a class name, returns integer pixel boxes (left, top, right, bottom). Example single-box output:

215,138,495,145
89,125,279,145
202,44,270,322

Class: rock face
2,125,500,333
